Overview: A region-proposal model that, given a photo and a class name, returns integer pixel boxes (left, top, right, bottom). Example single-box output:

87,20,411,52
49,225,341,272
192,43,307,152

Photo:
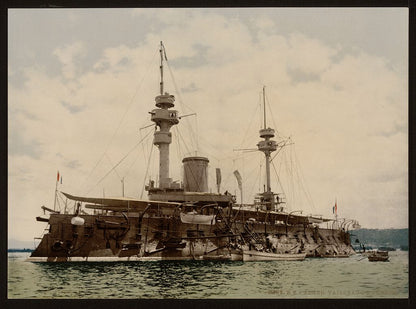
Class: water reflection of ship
28,42,359,262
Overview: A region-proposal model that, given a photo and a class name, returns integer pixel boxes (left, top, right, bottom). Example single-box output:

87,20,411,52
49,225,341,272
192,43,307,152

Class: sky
8,8,408,245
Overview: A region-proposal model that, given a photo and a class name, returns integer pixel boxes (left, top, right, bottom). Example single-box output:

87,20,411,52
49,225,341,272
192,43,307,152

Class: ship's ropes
86,127,154,195
227,91,278,203
236,97,261,151
243,222,264,245
166,61,199,153
272,144,316,214
53,190,80,214
244,155,263,203
215,207,234,235
173,126,191,160
264,89,280,140
292,146,316,212
270,160,287,207
80,49,158,195
139,138,155,198
230,152,263,204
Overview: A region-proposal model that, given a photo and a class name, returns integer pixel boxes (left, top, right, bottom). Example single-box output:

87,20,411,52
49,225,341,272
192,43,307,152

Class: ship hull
28,211,354,262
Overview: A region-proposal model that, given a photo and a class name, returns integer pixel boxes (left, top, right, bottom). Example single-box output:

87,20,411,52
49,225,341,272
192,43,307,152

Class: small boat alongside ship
27,42,359,262
242,250,306,261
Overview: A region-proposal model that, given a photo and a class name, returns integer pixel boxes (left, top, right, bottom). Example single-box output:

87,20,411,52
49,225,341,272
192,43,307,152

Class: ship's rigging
51,42,318,218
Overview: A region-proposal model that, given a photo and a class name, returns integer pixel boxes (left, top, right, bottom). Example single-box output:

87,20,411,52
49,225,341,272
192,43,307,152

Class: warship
28,42,360,262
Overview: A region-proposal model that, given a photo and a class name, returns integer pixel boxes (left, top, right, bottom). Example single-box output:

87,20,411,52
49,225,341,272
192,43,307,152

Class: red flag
335,200,337,215
57,171,60,182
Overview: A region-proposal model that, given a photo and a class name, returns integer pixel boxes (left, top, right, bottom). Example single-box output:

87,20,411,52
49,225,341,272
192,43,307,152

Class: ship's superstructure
28,42,359,262
257,86,279,211
151,42,179,190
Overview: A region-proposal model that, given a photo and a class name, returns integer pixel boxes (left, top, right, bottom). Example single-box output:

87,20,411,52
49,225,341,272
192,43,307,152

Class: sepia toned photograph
8,7,408,299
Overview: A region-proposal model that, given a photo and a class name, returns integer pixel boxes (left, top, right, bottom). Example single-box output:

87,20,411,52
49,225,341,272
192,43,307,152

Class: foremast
150,42,179,189
257,86,278,210
145,42,233,207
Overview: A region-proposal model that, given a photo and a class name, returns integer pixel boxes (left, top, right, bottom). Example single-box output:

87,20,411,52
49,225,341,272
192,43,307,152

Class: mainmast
257,86,277,210
159,41,166,95
149,42,179,189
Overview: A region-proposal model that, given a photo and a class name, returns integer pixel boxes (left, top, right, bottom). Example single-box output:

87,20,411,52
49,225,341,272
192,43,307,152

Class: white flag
233,170,242,191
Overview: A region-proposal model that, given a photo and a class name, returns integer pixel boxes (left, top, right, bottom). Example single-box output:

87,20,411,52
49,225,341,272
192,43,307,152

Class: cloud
8,128,42,159
60,100,85,114
286,67,321,84
169,43,211,68
180,82,200,93
65,160,82,169
375,122,407,138
53,41,86,79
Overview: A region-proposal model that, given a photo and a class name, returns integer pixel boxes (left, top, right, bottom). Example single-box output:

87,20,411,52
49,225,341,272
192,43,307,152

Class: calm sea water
8,251,408,299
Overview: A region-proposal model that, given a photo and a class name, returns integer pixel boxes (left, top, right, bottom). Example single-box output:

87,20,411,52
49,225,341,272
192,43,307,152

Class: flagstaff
53,171,59,211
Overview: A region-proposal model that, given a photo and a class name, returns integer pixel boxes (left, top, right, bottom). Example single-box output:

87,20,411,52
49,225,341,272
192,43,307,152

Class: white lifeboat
71,216,85,225
180,211,216,225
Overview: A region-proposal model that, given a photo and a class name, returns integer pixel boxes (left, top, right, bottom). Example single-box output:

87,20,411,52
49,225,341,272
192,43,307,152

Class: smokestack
182,157,209,192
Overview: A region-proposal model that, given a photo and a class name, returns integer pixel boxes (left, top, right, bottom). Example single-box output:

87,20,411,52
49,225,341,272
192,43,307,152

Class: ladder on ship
243,222,264,245
214,207,235,237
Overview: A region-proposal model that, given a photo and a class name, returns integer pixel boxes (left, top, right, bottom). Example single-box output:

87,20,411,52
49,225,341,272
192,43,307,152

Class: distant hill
8,238,36,250
8,248,33,252
349,228,408,250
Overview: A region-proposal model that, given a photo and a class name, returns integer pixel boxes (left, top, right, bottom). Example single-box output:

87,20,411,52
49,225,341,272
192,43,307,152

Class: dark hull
368,251,389,262
28,211,355,262
368,256,389,262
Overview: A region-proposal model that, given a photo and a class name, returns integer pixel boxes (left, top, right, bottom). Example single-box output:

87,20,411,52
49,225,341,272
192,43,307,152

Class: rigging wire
169,126,184,184
271,143,317,213
104,153,122,181
173,126,183,162
278,148,291,210
86,127,154,195
292,146,316,212
270,137,292,163
124,130,153,180
237,96,261,150
174,125,192,157
221,151,259,190
259,156,262,192
139,126,152,173
222,159,236,193
271,159,287,208
166,61,199,153
245,155,262,202
265,88,280,135
81,49,159,195
140,140,155,199
284,147,295,211
289,145,295,210
194,133,229,163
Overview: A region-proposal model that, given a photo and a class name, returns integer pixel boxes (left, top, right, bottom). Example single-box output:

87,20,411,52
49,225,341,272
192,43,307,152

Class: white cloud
286,33,339,74
53,41,86,79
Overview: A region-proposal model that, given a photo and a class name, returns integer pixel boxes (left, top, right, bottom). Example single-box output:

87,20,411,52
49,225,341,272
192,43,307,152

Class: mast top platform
155,93,175,109
259,128,275,139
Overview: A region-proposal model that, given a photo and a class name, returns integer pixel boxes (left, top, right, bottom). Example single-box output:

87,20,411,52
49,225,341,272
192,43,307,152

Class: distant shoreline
8,249,34,252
